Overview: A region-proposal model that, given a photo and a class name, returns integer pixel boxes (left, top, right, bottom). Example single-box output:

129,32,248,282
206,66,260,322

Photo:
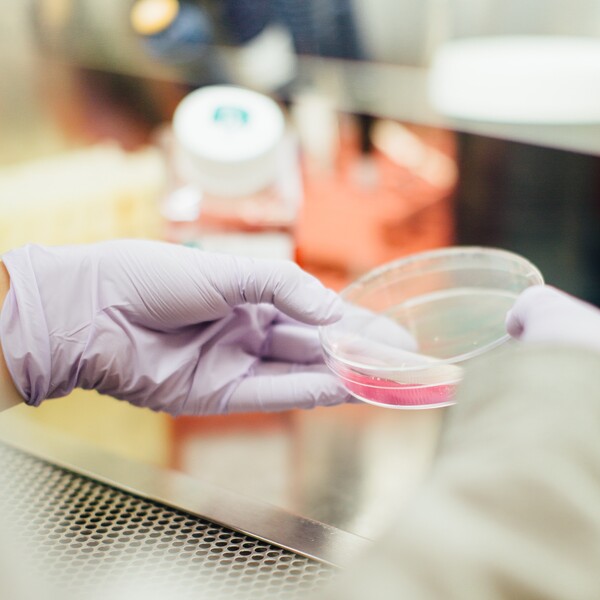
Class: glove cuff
0,247,54,406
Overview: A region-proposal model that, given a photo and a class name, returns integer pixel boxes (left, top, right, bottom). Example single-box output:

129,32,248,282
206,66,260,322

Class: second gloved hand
0,240,350,415
506,284,600,352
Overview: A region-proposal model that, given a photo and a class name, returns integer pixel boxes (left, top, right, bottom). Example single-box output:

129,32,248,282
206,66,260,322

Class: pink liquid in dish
338,368,457,408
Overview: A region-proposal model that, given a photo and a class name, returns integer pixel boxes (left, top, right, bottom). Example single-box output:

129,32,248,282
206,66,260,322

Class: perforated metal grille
0,443,335,599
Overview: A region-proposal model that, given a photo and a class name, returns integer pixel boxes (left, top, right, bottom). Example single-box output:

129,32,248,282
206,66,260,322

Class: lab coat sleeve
321,346,600,599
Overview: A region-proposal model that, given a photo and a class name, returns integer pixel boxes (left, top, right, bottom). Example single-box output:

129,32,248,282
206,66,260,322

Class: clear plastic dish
320,247,544,409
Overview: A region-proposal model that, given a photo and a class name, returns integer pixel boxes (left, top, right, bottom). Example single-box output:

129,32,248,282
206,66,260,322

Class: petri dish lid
320,246,544,375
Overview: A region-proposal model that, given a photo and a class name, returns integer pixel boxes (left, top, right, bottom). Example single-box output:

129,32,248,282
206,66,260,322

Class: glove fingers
506,285,540,338
273,312,314,326
262,323,324,364
208,254,343,326
506,284,600,349
506,285,572,339
226,362,351,413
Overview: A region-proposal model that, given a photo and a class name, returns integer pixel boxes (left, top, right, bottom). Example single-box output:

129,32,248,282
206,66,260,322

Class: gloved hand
0,240,351,415
506,284,600,353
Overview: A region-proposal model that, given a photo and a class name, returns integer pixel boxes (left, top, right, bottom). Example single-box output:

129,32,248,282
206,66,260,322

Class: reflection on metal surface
0,415,369,568
171,404,444,540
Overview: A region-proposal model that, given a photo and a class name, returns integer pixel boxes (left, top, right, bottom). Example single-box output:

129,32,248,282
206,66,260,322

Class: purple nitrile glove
506,284,600,353
0,240,352,415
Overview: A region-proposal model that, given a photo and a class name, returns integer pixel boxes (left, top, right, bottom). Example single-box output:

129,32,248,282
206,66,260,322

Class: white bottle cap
173,85,286,196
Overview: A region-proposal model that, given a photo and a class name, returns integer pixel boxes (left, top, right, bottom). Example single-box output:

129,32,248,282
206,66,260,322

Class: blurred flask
161,85,301,260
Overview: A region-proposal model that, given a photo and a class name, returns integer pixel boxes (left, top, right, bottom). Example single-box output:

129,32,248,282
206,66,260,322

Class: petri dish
319,247,544,409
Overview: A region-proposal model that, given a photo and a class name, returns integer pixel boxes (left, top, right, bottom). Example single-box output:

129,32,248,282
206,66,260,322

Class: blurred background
1,0,600,540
